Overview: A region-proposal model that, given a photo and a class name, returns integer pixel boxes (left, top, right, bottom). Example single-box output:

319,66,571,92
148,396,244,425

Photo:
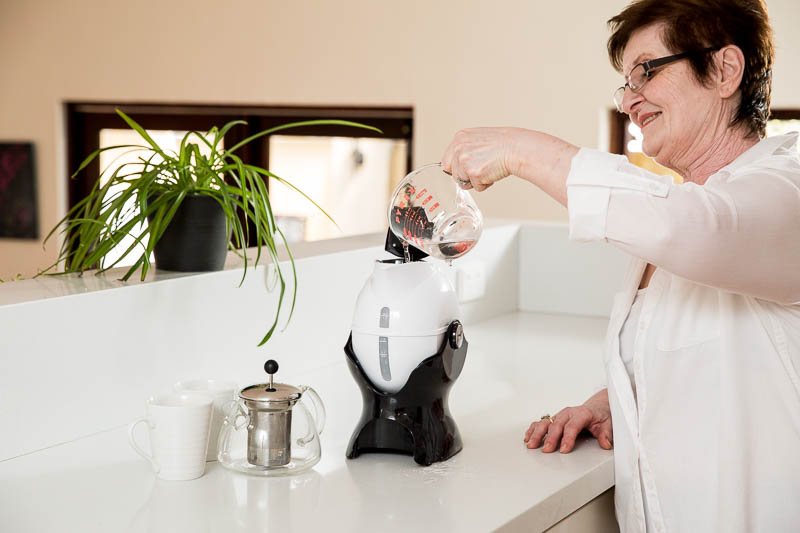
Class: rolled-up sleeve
567,149,671,242
566,146,800,305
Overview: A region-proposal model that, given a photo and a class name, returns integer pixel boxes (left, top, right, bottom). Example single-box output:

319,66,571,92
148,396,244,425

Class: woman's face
620,24,723,170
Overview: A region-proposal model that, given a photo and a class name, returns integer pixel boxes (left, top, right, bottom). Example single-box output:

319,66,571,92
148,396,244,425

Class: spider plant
42,108,380,345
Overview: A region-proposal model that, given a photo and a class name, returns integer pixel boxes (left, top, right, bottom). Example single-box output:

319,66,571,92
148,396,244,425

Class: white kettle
351,259,460,393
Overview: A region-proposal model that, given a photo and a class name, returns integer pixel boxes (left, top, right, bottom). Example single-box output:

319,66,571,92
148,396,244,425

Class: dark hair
607,0,774,138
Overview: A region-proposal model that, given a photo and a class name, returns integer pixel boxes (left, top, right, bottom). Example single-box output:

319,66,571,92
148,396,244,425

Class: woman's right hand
524,388,613,453
440,127,519,192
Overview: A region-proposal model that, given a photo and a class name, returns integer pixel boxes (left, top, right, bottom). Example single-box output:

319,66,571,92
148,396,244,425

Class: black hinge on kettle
384,228,428,262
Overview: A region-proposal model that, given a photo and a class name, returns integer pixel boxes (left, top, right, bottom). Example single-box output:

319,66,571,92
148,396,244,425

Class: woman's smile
640,112,661,128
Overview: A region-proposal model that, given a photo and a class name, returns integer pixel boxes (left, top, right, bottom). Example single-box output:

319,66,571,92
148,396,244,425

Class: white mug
174,379,238,461
128,393,212,481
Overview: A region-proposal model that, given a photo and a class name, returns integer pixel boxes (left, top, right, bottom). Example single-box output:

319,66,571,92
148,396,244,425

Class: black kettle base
344,321,467,466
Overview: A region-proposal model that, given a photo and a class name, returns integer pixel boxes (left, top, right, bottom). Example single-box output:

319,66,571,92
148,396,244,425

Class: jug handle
299,385,326,436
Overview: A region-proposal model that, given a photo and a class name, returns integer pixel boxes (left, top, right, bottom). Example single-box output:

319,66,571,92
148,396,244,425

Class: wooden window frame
65,102,414,214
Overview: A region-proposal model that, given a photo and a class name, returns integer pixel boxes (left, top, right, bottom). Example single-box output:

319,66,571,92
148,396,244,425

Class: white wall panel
0,224,519,460
519,223,629,317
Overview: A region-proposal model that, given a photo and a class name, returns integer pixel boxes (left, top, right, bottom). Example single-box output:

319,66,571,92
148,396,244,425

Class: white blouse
566,133,800,533
619,288,647,401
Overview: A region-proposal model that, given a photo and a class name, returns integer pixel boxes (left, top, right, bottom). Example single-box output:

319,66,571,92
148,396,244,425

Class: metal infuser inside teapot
218,359,325,476
242,360,300,467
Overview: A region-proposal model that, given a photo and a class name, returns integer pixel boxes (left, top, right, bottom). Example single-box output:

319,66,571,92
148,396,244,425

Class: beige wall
1,0,799,279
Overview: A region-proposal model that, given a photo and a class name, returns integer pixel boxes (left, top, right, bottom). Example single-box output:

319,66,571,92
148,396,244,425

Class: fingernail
560,444,567,453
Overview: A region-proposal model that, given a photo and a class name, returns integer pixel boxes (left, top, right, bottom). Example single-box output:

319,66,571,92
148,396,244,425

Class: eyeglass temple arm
642,46,722,72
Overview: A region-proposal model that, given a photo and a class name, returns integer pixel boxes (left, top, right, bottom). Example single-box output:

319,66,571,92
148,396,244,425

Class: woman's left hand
440,127,520,192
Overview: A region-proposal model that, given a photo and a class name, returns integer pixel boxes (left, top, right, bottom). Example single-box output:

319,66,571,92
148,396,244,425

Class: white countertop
0,311,613,533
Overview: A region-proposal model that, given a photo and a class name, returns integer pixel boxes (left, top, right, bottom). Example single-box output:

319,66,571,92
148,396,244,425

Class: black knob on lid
264,359,278,391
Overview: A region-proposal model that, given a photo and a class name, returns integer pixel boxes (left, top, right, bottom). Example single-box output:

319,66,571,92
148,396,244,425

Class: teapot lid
239,360,301,404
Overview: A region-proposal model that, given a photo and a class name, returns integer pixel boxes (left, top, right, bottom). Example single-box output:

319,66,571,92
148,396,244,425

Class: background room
3,2,800,532
3,0,797,280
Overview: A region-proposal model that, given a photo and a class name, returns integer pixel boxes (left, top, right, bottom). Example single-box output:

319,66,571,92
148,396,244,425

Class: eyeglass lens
628,64,648,90
613,64,649,112
613,87,625,112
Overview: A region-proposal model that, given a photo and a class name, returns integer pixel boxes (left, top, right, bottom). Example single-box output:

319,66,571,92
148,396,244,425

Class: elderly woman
441,0,800,531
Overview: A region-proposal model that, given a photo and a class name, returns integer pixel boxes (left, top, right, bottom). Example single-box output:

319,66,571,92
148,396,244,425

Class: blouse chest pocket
655,278,721,351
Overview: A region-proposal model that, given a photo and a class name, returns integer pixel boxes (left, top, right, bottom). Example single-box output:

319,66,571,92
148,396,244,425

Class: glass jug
388,163,483,261
218,360,325,477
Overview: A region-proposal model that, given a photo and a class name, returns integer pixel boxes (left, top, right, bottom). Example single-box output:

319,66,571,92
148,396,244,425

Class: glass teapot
218,360,325,476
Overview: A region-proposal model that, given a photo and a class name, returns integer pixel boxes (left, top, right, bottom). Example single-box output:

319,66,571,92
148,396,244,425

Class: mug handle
128,417,160,473
299,385,326,436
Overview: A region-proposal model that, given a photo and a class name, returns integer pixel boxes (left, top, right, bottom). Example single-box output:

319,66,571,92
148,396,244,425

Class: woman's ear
716,45,746,99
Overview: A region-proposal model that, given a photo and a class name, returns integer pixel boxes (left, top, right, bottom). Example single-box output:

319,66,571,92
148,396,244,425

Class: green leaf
248,165,340,232
115,108,172,161
71,144,149,178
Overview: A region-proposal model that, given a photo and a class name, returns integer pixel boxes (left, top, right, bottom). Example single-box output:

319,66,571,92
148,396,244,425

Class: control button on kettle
449,321,463,349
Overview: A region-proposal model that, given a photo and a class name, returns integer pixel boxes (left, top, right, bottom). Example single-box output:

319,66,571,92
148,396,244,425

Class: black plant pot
150,195,229,272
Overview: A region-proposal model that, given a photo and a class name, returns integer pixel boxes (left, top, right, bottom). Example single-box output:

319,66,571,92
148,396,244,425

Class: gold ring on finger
540,414,555,423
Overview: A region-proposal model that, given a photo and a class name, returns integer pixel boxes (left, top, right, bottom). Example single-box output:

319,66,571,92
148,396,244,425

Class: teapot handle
222,399,249,430
299,385,326,436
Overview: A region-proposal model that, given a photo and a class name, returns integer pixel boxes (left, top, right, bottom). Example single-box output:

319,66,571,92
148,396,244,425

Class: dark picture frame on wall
0,142,38,239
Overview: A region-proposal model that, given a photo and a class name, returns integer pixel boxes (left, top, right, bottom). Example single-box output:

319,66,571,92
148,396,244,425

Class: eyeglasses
612,47,720,112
